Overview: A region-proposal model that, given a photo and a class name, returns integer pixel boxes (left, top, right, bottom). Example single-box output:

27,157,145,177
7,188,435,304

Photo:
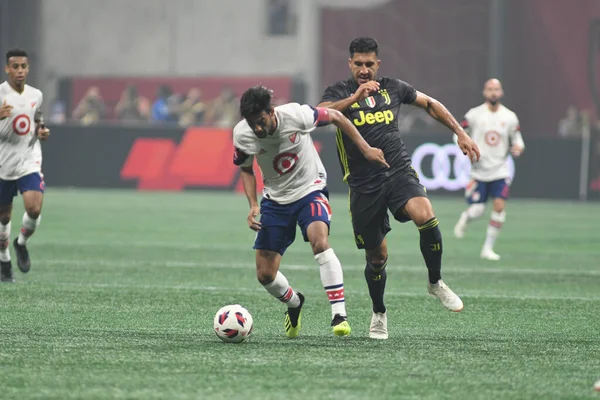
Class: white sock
262,271,301,308
315,248,346,318
0,222,10,262
483,211,506,250
18,213,41,246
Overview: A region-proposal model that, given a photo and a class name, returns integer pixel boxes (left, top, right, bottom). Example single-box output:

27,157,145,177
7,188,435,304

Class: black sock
419,217,442,284
364,257,387,313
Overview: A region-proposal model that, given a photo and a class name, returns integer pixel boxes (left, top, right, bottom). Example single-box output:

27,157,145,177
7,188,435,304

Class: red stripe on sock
282,287,294,302
20,227,34,237
489,221,503,229
326,288,345,302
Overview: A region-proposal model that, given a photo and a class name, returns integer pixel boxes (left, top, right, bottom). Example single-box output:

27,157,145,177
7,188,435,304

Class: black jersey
320,77,417,193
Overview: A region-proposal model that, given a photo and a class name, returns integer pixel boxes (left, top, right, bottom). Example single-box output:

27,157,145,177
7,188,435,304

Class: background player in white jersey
453,79,524,260
233,86,388,338
0,49,50,282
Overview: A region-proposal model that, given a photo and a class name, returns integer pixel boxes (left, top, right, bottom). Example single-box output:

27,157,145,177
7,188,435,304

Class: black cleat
284,292,305,338
13,238,30,273
331,313,351,336
1,261,15,282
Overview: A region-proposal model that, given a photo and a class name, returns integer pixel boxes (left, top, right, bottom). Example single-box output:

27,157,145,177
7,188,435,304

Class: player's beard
356,73,371,84
487,98,499,106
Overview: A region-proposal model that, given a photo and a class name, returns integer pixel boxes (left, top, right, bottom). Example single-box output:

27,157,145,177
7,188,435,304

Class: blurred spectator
268,0,296,36
558,106,583,137
178,88,206,127
72,86,106,125
49,99,67,124
397,105,438,135
206,87,239,128
115,84,150,122
152,85,178,124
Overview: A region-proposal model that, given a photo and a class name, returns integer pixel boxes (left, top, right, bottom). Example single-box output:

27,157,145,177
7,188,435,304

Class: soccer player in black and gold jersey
318,37,480,339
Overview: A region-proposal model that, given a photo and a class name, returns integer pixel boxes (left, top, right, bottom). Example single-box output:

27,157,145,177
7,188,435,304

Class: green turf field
0,189,598,399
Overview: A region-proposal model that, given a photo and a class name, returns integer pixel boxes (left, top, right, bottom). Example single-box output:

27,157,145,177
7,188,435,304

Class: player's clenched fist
0,100,13,119
352,81,380,102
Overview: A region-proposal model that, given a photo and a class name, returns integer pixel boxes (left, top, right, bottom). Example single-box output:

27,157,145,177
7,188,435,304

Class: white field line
40,258,600,277
35,281,600,302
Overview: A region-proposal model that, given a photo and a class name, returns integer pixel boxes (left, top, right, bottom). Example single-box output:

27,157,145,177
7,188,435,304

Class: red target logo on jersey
485,130,500,146
273,152,298,175
12,114,31,136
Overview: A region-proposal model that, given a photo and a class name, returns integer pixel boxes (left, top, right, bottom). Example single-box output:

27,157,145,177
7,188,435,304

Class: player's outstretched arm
239,166,262,232
318,81,380,112
323,108,389,168
411,92,480,163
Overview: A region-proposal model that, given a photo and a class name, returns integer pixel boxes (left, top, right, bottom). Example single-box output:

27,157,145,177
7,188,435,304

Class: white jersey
462,103,524,182
233,103,327,204
0,82,44,180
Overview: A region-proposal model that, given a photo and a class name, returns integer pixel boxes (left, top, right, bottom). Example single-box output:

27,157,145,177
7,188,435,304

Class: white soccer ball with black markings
213,305,253,343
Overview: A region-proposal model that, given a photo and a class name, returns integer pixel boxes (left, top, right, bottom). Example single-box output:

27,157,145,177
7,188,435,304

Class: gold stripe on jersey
335,128,350,182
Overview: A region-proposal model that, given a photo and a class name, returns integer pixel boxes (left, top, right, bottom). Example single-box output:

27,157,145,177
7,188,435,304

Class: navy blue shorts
0,172,45,205
465,178,509,204
254,189,332,255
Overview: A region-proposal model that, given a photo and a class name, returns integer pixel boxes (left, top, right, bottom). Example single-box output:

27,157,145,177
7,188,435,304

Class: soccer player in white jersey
233,86,388,338
0,49,50,282
453,79,524,260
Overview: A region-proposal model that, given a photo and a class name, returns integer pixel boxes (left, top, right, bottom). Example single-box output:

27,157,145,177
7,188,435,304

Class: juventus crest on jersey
233,103,326,204
0,81,44,180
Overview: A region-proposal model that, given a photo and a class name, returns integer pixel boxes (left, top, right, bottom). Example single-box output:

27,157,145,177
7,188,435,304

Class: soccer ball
213,304,253,343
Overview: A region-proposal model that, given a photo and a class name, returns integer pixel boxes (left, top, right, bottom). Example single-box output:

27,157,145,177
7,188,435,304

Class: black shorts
349,169,428,250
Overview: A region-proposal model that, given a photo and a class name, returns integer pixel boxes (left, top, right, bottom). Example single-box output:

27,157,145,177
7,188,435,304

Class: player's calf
418,217,443,284
364,255,388,314
454,203,485,238
315,248,348,322
481,210,505,260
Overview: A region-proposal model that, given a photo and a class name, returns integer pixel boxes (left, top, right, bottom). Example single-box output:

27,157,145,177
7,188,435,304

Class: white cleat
369,312,388,340
480,248,501,261
453,220,466,238
454,213,468,238
428,280,464,312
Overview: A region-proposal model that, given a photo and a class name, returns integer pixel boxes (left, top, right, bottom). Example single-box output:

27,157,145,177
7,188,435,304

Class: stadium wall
42,125,587,200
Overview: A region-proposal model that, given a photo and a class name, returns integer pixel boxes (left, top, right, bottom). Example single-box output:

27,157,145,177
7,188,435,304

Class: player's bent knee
404,197,435,226
257,270,276,285
366,256,388,276
255,250,280,285
467,203,485,219
491,210,506,223
310,237,330,255
25,207,41,219
366,250,388,265
0,213,10,225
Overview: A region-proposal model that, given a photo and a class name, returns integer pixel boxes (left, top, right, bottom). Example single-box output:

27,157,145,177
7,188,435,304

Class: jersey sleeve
461,108,476,134
320,83,345,104
510,114,525,149
35,91,44,122
297,104,331,132
232,128,255,168
394,79,417,104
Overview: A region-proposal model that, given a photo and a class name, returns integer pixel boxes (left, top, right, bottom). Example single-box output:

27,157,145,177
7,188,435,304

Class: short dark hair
240,86,273,120
6,48,28,64
349,37,379,56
